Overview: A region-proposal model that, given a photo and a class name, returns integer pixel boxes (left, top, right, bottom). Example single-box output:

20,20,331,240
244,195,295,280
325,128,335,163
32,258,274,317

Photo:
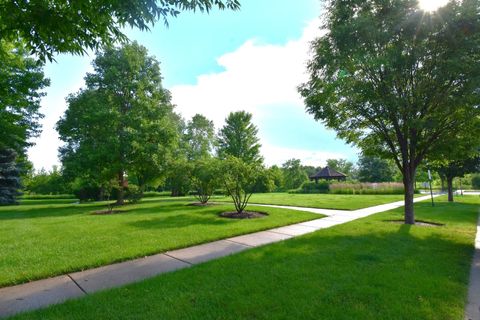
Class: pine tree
0,149,21,205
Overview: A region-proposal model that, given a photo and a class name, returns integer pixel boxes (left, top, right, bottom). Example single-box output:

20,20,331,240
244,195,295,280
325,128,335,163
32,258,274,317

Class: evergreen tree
0,149,21,205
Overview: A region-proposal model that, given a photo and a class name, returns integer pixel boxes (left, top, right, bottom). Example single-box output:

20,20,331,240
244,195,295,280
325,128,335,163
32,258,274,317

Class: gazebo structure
309,166,347,183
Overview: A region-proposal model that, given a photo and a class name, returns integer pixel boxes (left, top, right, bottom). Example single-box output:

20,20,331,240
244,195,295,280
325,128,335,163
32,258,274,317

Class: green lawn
215,193,412,210
0,198,319,287
14,196,479,320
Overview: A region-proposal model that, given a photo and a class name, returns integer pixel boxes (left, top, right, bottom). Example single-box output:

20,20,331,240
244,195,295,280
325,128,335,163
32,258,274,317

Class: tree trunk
402,167,416,225
440,176,445,192
447,176,454,202
116,171,125,205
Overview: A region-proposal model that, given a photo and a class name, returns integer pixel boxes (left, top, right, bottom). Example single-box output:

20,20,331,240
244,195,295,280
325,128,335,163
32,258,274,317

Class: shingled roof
309,166,347,180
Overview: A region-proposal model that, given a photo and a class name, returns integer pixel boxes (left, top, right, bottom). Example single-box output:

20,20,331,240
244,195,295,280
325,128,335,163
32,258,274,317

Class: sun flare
418,0,450,12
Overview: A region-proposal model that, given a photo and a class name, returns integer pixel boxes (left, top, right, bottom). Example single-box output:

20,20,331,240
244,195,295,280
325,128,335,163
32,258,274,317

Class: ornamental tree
300,0,480,224
191,157,221,204
221,157,269,213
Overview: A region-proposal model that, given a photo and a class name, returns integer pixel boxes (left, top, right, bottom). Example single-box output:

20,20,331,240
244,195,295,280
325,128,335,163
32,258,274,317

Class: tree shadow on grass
0,198,205,221
0,203,103,220
31,221,476,320
127,213,232,229
384,201,479,226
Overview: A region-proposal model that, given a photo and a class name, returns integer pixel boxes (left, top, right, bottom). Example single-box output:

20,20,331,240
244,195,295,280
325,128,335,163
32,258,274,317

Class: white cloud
170,19,348,166
171,19,321,124
28,19,350,171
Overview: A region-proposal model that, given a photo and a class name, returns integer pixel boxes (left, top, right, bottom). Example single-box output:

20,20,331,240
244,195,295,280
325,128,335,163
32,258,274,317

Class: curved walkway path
0,194,450,318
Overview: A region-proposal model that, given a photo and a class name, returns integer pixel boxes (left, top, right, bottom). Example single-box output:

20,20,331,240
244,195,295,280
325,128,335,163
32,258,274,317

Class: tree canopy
300,0,480,224
183,114,216,161
357,155,395,183
217,111,263,164
326,159,355,178
0,0,240,61
57,42,179,204
282,159,308,190
0,41,49,155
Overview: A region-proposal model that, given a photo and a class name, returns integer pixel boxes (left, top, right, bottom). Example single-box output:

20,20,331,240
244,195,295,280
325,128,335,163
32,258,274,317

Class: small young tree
0,149,21,205
221,157,268,213
191,158,221,204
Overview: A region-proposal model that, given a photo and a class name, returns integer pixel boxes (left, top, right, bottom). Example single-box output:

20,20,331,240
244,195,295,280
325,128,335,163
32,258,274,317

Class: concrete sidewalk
0,195,438,318
465,212,480,320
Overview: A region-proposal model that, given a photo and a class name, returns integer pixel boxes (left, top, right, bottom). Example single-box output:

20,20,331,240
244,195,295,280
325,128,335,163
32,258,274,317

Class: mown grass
215,193,413,210
13,196,479,320
0,197,319,287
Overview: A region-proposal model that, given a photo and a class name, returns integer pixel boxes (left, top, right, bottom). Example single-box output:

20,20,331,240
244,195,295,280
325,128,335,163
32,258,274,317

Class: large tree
300,0,480,224
357,155,395,183
217,111,263,164
434,156,480,202
0,41,49,155
183,114,216,161
326,158,356,178
0,0,240,61
0,41,49,203
282,159,308,190
57,42,178,204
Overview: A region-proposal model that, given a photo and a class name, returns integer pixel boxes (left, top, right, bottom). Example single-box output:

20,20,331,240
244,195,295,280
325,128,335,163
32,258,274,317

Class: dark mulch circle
220,211,268,219
91,209,127,215
384,219,444,227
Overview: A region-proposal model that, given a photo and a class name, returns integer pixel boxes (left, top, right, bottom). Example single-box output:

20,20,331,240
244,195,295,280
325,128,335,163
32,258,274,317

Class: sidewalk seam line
224,239,254,247
162,253,193,266
67,274,87,295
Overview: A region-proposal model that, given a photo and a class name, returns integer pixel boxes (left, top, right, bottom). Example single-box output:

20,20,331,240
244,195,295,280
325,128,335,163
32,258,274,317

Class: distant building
309,166,347,183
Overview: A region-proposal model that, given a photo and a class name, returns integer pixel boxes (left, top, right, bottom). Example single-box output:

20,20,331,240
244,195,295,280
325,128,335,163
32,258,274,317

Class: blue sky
28,0,359,170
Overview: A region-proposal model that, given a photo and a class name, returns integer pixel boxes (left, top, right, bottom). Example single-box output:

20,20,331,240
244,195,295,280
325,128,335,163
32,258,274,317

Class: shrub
472,174,480,189
125,184,142,204
191,158,221,204
220,157,269,213
142,191,171,198
292,181,330,194
72,178,101,202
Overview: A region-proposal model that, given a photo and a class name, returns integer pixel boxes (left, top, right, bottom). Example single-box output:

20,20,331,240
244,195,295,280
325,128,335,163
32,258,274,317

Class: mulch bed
220,211,268,219
384,219,444,227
